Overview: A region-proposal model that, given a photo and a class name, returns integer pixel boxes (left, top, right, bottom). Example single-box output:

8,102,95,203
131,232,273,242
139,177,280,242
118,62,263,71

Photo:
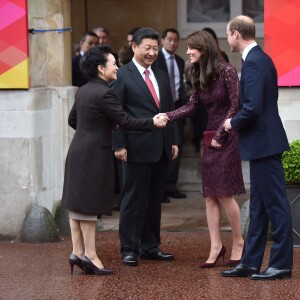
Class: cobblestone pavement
1,191,299,300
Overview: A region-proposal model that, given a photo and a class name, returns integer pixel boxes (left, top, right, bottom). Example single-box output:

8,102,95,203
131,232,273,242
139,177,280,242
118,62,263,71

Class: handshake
152,113,170,128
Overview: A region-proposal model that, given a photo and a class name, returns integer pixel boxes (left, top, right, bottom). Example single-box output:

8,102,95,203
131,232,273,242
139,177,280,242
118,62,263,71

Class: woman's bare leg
219,196,244,260
69,218,84,257
204,196,223,263
80,220,104,268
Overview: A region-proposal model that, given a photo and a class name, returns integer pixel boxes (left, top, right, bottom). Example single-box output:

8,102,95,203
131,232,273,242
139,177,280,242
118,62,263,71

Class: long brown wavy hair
186,30,221,90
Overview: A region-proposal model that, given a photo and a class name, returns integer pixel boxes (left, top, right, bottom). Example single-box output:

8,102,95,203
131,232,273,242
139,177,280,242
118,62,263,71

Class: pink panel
0,2,25,30
265,0,300,86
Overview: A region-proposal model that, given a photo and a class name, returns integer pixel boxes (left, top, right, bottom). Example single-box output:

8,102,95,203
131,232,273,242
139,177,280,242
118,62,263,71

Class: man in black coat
72,31,98,87
153,28,187,202
111,28,180,266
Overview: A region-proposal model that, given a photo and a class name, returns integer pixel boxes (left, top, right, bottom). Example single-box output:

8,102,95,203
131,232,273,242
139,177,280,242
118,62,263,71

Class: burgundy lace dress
167,62,245,197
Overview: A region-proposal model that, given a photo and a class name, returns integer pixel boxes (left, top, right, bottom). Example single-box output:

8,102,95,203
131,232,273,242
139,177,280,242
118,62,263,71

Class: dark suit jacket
153,51,186,105
231,45,289,160
62,77,154,215
111,61,180,162
72,54,88,87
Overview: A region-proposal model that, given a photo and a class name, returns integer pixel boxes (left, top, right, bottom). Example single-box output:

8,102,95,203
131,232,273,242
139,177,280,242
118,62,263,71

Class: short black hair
80,31,98,42
161,28,179,39
80,45,112,79
132,27,159,45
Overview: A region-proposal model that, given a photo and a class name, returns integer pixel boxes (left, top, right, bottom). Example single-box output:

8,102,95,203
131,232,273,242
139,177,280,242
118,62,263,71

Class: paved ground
1,190,299,300
101,189,250,232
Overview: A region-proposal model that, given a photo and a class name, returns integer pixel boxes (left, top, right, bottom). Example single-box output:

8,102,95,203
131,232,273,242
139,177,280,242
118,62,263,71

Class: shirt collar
242,42,257,61
162,47,174,60
132,57,154,76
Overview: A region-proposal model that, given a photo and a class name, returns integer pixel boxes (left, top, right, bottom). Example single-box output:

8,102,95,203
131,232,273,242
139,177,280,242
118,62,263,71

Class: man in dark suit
153,28,187,202
111,28,180,266
222,15,293,280
72,31,98,87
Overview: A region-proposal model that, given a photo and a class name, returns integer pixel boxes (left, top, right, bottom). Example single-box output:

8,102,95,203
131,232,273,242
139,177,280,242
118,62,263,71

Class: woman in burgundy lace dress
165,30,245,268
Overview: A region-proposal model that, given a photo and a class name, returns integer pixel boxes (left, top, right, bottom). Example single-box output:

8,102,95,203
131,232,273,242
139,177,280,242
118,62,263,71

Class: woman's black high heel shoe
200,245,226,268
69,254,83,275
81,256,113,275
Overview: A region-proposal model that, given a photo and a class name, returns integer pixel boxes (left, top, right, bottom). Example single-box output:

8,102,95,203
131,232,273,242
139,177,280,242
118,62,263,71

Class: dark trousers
119,154,168,257
241,155,293,269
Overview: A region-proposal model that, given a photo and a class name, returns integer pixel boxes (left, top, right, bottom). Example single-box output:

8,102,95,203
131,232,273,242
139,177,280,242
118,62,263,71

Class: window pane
187,0,230,23
243,0,264,22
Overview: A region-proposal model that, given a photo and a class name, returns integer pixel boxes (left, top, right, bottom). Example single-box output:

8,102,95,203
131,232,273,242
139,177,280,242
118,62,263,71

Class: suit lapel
156,52,168,73
128,61,160,110
153,66,168,111
175,55,184,74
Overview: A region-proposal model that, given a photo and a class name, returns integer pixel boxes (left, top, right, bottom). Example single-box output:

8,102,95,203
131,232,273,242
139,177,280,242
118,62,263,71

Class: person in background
72,31,98,87
118,43,134,66
113,42,135,211
160,30,246,268
127,27,140,45
203,27,229,63
153,28,187,202
62,45,167,276
222,15,293,280
93,27,119,66
111,28,179,267
72,42,80,57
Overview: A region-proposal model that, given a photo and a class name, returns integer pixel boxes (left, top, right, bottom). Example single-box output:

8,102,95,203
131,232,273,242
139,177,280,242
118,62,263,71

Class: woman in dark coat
62,45,166,275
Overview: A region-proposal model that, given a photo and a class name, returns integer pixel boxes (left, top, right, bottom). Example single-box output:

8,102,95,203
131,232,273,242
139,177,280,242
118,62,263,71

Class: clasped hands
153,113,170,128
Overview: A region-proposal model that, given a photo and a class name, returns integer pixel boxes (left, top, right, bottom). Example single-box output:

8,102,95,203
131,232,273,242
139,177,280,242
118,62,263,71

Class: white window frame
177,0,264,38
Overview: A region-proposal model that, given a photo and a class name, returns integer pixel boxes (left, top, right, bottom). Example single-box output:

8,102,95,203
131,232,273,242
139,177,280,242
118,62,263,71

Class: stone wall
0,87,76,238
0,0,74,239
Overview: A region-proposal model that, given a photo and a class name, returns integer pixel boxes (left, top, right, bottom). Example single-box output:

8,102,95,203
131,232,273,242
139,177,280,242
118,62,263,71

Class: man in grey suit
153,28,187,202
223,15,293,280
111,28,180,266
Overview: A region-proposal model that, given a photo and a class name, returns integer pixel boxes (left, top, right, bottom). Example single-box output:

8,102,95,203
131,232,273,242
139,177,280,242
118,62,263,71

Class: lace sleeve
215,64,240,143
166,90,200,121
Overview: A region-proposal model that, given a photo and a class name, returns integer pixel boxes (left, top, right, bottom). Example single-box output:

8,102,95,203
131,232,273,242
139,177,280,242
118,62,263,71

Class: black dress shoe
140,251,174,261
122,255,138,266
251,267,292,280
221,263,258,277
166,190,187,199
161,195,171,203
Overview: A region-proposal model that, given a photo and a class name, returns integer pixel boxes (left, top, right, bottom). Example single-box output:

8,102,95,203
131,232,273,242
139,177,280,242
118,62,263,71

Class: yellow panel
0,59,30,89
